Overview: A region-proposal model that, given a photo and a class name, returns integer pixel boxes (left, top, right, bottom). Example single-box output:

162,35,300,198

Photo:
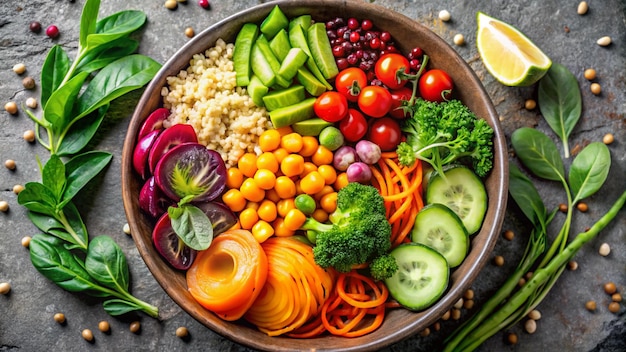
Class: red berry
198,0,209,8
380,31,391,42
46,25,59,38
349,32,360,43
347,18,359,30
29,21,42,33
361,19,373,31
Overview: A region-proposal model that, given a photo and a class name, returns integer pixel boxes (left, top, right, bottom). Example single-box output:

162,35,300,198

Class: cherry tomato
418,69,454,102
335,67,367,102
339,109,368,142
313,91,349,122
374,53,410,90
389,86,413,119
357,85,393,118
368,117,402,151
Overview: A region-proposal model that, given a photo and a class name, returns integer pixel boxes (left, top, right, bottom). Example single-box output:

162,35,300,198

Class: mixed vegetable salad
132,5,494,337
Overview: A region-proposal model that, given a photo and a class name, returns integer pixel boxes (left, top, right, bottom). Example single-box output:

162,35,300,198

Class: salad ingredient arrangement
17,0,161,317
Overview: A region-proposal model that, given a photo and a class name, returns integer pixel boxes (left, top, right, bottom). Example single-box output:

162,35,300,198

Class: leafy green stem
56,209,88,250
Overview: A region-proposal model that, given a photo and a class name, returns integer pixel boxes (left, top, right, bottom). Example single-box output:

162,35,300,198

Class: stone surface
0,0,624,351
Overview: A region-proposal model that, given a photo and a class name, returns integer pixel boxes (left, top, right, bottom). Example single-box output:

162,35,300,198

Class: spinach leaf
511,127,565,182
86,10,146,50
103,299,143,316
538,63,582,158
43,71,90,135
75,38,139,74
29,234,97,292
79,0,100,49
569,142,611,203
17,182,58,215
40,45,70,108
509,164,547,228
42,155,66,202
76,55,161,120
56,105,108,156
85,236,130,292
169,205,214,250
58,202,90,249
27,212,65,233
62,151,113,207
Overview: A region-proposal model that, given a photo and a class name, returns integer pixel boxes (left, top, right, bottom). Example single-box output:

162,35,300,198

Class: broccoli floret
396,98,494,178
300,183,396,279
369,254,398,281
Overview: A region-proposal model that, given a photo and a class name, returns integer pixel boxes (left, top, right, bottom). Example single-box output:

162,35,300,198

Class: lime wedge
476,12,552,86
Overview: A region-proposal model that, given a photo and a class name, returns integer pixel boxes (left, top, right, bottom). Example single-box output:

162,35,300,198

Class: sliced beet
148,124,198,174
152,212,197,270
139,176,174,219
154,143,227,203
194,201,237,236
133,129,161,179
138,107,169,140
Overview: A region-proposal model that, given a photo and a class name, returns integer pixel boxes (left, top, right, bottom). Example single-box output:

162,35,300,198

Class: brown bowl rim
121,1,509,351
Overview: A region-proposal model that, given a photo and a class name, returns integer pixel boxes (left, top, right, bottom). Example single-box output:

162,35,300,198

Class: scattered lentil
567,260,578,271
185,27,195,38
612,293,622,302
5,159,16,170
26,97,38,109
577,1,589,15
46,25,60,38
454,298,464,309
493,255,505,267
528,309,542,320
576,202,588,212
5,102,18,115
13,63,26,75
518,278,526,287
164,0,178,10
419,327,431,337
0,282,11,295
585,300,597,311
82,329,94,342
432,322,441,331
21,236,31,248
524,99,536,110
559,203,568,213
23,130,36,142
598,242,611,256
608,302,621,313
441,310,451,321
506,332,518,345
29,21,42,33
525,271,533,280
0,201,9,213
123,223,131,235
596,36,612,47
604,282,617,295
463,299,474,310
54,312,66,324
463,289,475,300
590,82,601,95
602,133,614,145
524,319,537,334
22,77,36,90
451,308,461,320
504,229,515,241
438,9,451,22
13,184,25,195
583,68,596,80
175,326,189,338
98,320,110,333
129,321,141,333
453,33,465,46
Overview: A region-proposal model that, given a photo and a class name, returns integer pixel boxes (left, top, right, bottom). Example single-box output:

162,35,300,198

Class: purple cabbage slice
148,124,198,174
133,129,161,180
152,212,197,270
139,176,174,219
194,201,237,236
154,142,227,203
138,107,169,140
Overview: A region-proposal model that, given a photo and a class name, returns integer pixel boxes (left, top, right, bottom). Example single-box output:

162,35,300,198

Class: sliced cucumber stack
411,204,469,268
426,166,487,235
384,243,449,311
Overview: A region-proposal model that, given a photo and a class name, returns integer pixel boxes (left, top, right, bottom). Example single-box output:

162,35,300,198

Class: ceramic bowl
121,1,508,350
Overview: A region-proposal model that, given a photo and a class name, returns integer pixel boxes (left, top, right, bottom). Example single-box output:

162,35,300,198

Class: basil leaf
85,236,130,291
29,234,96,292
61,151,113,206
75,55,161,120
509,164,547,227
103,299,142,316
170,205,214,251
56,105,108,156
40,45,70,108
86,10,146,50
538,63,582,158
42,155,66,202
75,38,139,74
569,142,611,203
511,127,565,182
79,0,100,49
43,71,90,134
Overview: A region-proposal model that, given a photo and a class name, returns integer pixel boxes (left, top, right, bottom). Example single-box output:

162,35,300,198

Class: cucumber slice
260,5,288,40
292,118,332,136
288,14,312,32
278,48,308,81
250,43,276,87
233,23,259,87
247,75,268,107
307,23,339,80
411,203,469,268
384,243,449,311
255,35,290,88
269,29,291,62
269,97,316,128
288,24,333,90
262,85,305,112
296,67,327,96
426,166,487,235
